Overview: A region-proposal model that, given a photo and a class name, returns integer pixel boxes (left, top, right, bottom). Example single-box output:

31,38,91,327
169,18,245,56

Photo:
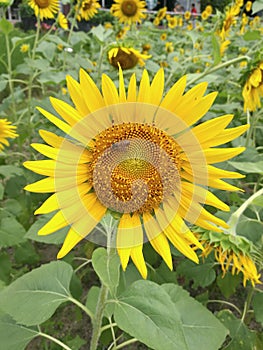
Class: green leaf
216,272,241,298
86,286,100,316
92,248,120,296
0,183,4,200
217,310,257,349
252,292,263,324
0,261,73,326
36,41,56,61
0,253,11,284
67,335,87,350
114,280,187,350
0,315,38,350
91,25,106,42
237,216,263,244
25,214,68,244
162,284,228,350
228,161,263,174
211,34,221,65
0,216,26,248
14,242,40,265
0,19,13,35
252,0,263,14
251,196,263,207
243,30,262,41
176,260,216,289
0,165,24,178
4,199,23,217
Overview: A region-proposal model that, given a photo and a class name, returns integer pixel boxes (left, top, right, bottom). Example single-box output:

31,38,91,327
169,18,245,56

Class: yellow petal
39,210,69,235
127,73,137,102
102,74,119,106
130,245,147,279
149,68,164,105
118,66,126,103
34,193,59,214
37,107,72,135
137,70,150,103
160,75,187,111
50,97,82,126
24,177,55,193
57,227,84,258
66,75,90,116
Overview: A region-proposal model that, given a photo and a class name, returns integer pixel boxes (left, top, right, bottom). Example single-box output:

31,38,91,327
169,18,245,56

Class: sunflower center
91,123,180,214
35,0,49,8
121,0,138,16
82,0,92,11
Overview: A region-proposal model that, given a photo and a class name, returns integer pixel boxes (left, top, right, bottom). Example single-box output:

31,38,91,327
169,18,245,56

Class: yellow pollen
91,123,180,214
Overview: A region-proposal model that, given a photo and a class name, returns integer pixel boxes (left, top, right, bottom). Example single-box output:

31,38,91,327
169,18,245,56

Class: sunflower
220,40,231,57
168,16,177,29
110,0,146,25
58,12,68,30
108,47,151,70
242,62,263,112
200,231,261,287
201,10,208,21
28,0,59,20
184,11,191,20
0,119,17,152
156,6,167,20
24,68,248,278
76,0,100,21
20,44,30,53
165,42,174,53
205,5,212,15
246,1,252,12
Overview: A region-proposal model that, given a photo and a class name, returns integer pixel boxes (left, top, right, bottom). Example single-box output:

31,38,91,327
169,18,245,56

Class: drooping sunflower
110,0,146,25
200,231,261,287
108,47,151,70
242,62,263,112
76,0,100,21
0,119,17,152
28,0,59,20
24,68,248,278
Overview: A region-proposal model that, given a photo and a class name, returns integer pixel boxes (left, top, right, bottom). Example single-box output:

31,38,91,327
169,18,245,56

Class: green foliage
252,292,263,325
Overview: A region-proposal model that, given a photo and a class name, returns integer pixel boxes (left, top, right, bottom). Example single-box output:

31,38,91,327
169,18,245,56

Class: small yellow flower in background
159,61,168,67
58,12,68,30
192,56,199,63
200,231,261,287
240,47,248,54
24,68,248,278
157,6,167,20
153,16,160,26
246,1,252,12
166,14,171,20
240,61,247,68
28,0,59,20
184,11,191,20
205,61,211,67
160,32,167,40
242,13,248,26
57,43,64,51
205,5,213,15
173,56,179,62
116,27,129,39
108,47,151,69
235,0,243,7
201,10,209,21
61,87,67,95
104,22,113,29
220,40,231,57
168,16,177,28
20,44,30,53
194,42,202,50
178,17,183,27
165,42,174,53
0,119,17,152
110,0,146,25
187,23,193,31
179,47,184,55
142,43,151,51
76,0,100,21
242,62,263,111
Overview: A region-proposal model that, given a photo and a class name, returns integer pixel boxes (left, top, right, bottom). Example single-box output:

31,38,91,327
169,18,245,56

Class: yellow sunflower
108,47,151,70
246,1,252,12
205,5,213,15
242,62,263,112
20,44,30,53
24,68,248,278
0,119,17,152
201,10,209,21
58,12,68,30
184,11,191,20
110,0,146,25
168,16,177,28
200,231,261,287
76,0,100,21
156,6,167,20
28,0,59,20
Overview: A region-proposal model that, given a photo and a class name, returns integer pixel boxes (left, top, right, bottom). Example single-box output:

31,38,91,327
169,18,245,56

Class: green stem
39,332,73,350
115,338,138,349
5,33,16,118
241,287,254,323
67,296,94,320
227,188,263,235
187,56,251,86
207,300,242,315
89,283,108,350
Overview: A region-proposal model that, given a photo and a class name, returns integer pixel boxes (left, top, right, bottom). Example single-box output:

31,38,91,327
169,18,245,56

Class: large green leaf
228,161,263,174
0,216,26,248
92,248,120,296
252,292,263,325
114,280,187,350
0,261,73,326
217,310,257,350
0,315,38,350
162,284,228,350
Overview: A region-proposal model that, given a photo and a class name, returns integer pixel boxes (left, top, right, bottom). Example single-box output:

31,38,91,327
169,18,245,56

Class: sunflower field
0,0,263,349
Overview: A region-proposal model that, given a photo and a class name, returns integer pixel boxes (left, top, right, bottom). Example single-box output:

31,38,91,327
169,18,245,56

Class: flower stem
227,188,263,235
5,33,16,118
187,56,250,86
39,332,73,350
89,283,108,350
